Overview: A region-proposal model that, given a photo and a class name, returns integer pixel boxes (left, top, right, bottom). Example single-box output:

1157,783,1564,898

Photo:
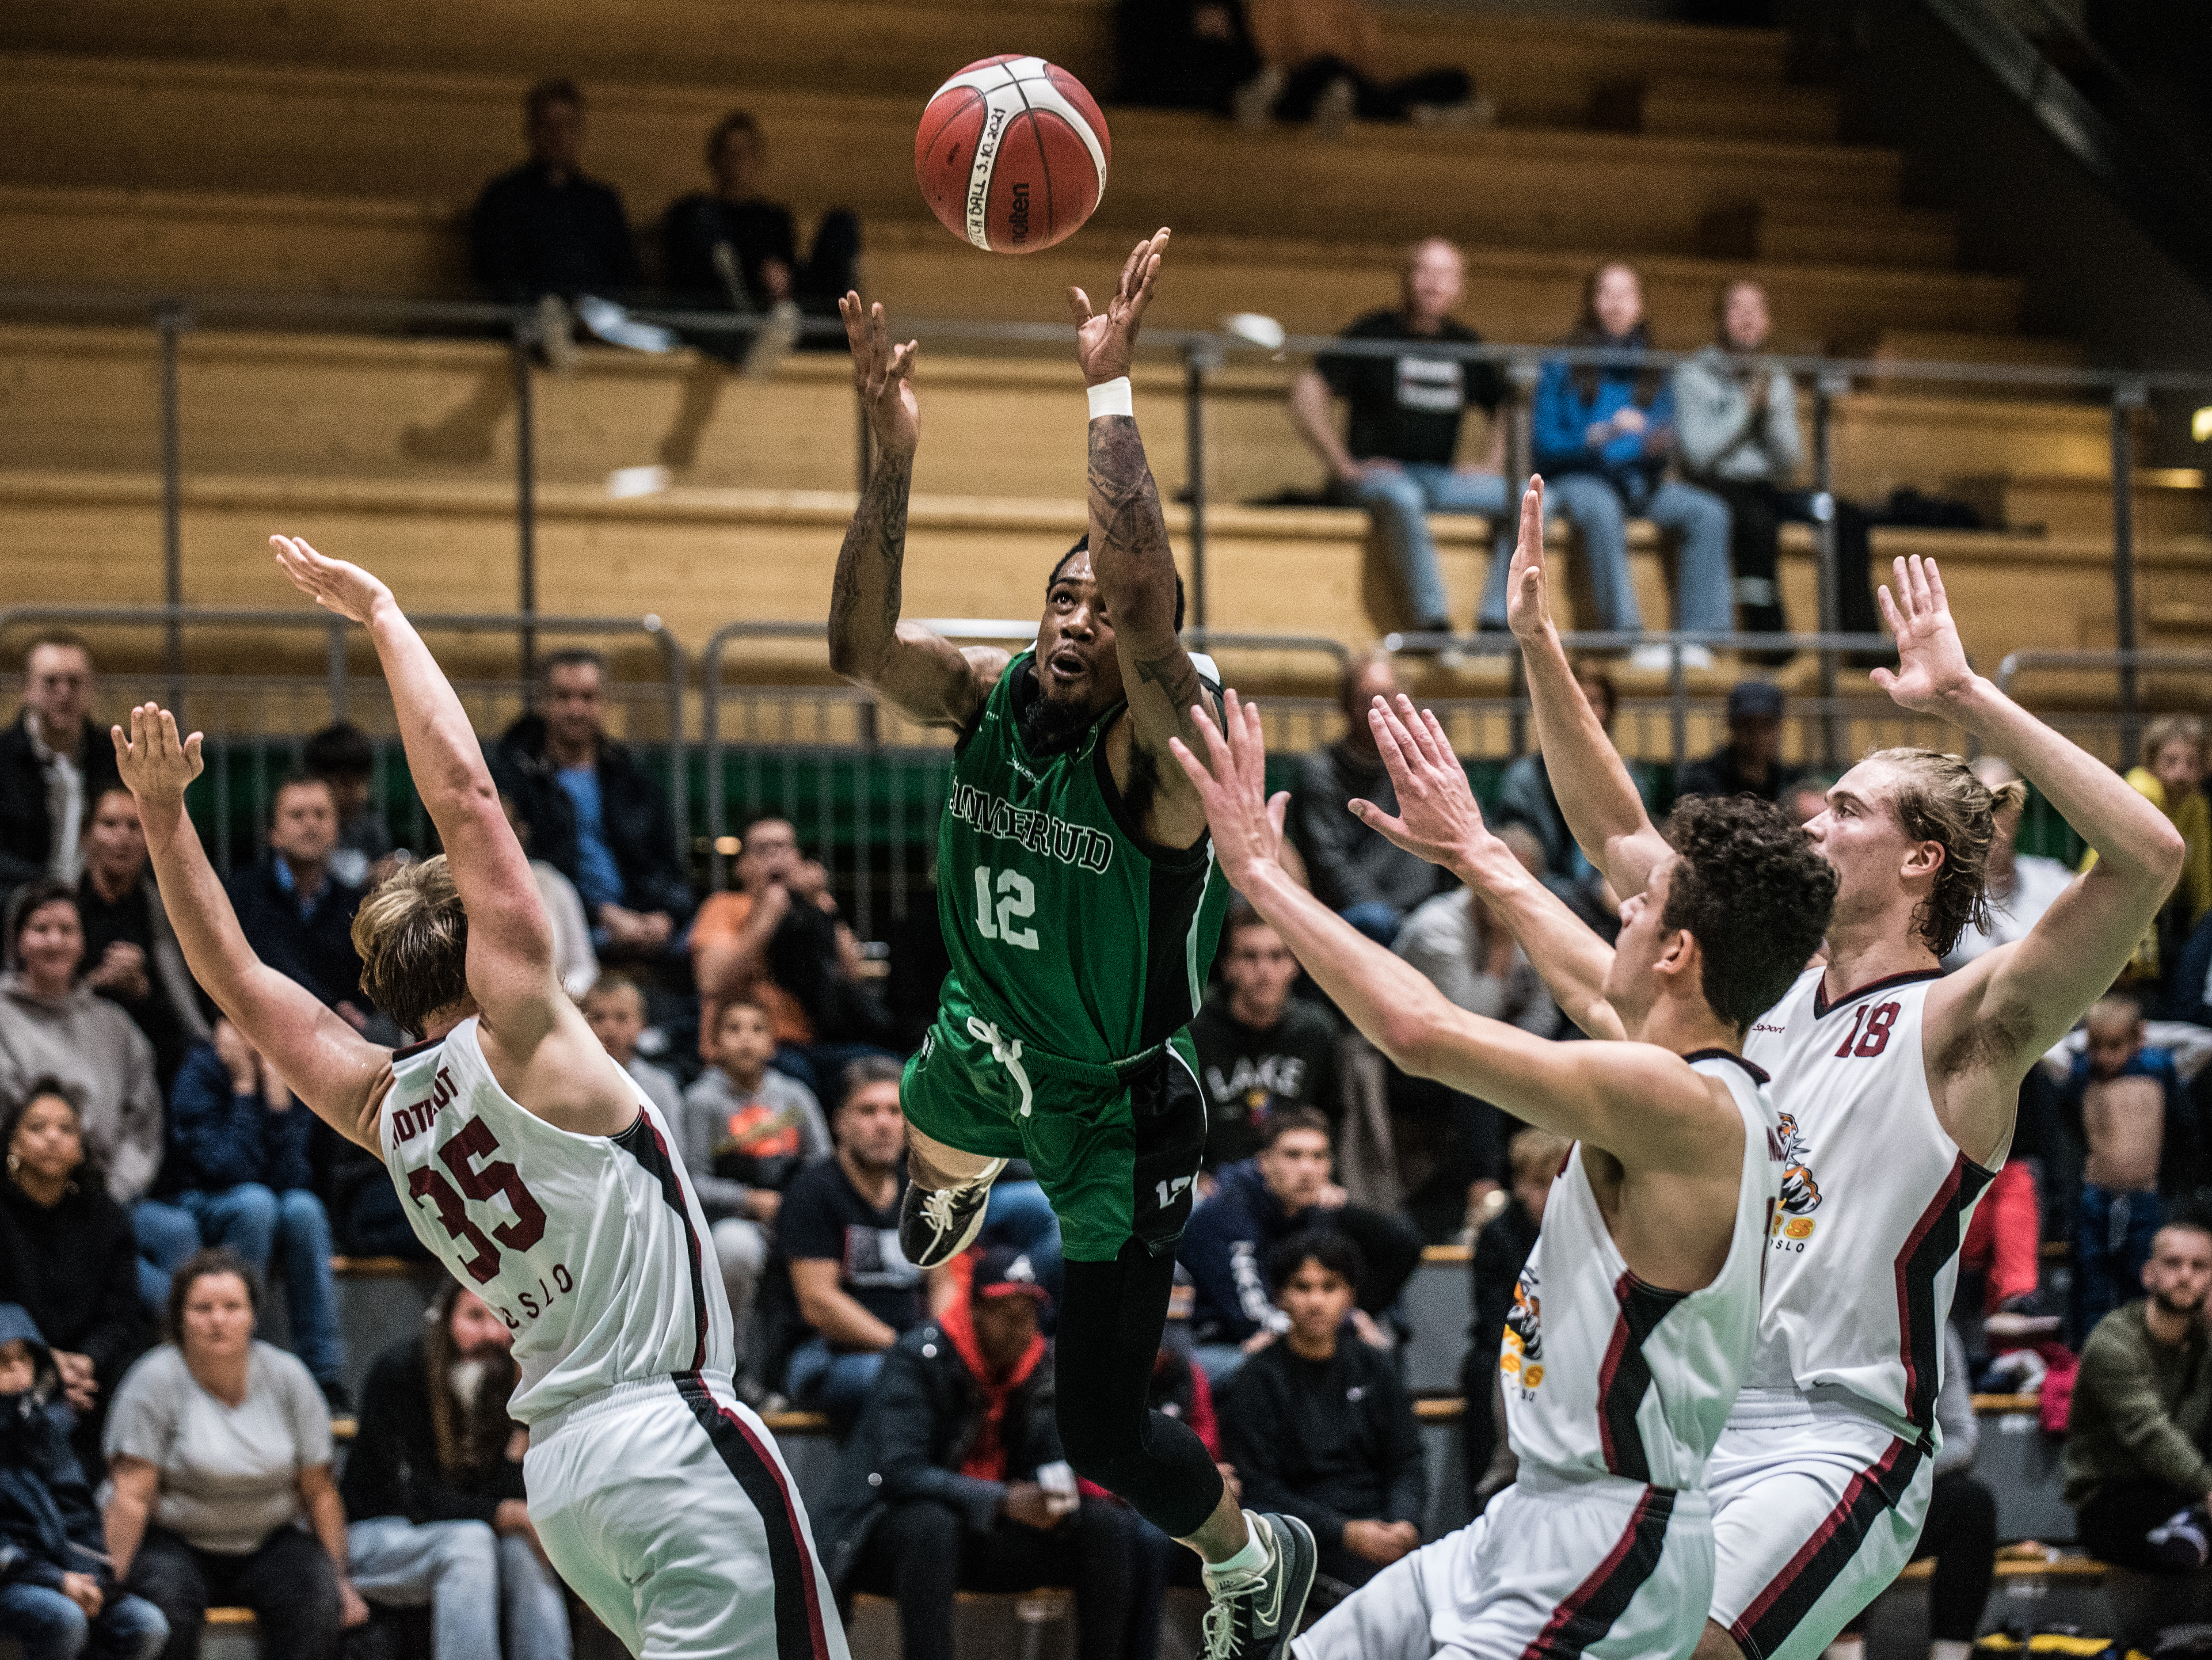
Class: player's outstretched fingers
1389,693,1446,772
1067,286,1094,326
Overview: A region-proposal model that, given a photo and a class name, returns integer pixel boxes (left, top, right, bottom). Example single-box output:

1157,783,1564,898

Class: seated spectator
1673,279,1880,650
222,777,367,1025
2087,716,2210,996
0,632,120,912
342,1281,569,1660
817,1245,1136,1660
681,996,829,1386
1116,0,1260,114
1493,659,1656,933
301,723,393,893
493,651,692,969
1673,681,1804,806
105,1250,363,1658
580,973,684,1122
162,1021,346,1407
503,793,597,998
469,80,639,314
1781,776,1830,826
1531,262,1731,671
0,1306,168,1660
1393,852,1560,1040
74,789,209,1094
1959,1157,2051,1339
2063,996,2204,1338
778,1059,937,1423
1462,1127,1567,1489
1190,902,1341,1169
1287,240,1506,638
1289,655,1443,944
0,1082,142,1461
1234,0,1479,129
1176,1110,1422,1383
1219,1233,1423,1592
2064,1218,2212,1577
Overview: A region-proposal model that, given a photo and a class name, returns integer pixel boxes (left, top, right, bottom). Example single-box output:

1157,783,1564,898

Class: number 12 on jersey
972,865,1039,950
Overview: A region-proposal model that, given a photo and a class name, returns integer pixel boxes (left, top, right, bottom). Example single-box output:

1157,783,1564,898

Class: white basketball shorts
523,1371,850,1660
1706,1392,1934,1660
1291,1469,1713,1660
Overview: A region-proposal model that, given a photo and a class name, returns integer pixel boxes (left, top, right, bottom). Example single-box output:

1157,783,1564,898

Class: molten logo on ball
915,55,1111,255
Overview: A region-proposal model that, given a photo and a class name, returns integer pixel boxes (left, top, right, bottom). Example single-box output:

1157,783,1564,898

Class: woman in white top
103,1249,365,1658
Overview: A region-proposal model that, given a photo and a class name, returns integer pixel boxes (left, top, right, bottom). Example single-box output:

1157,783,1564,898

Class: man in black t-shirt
468,80,640,305
1288,238,1509,638
75,786,208,1091
1190,905,1340,1169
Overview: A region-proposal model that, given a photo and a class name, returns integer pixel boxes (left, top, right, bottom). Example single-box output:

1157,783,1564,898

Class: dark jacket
339,1337,526,1527
165,1042,316,1194
0,713,122,899
491,715,693,925
1220,1335,1426,1545
468,162,640,301
813,1320,1063,1594
2059,1046,2202,1199
0,1177,141,1400
1288,741,1442,920
0,1306,111,1595
1672,748,1805,809
222,854,365,1011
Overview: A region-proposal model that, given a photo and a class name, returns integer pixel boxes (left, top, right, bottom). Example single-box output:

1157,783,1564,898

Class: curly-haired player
1501,476,2185,1660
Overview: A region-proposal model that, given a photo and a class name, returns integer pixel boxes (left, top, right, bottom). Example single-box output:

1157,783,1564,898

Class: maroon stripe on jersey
611,1112,710,1374
1891,1152,1995,1444
1810,967,1942,1020
1595,1272,1689,1484
1519,1484,1675,1660
1729,1435,1922,1660
678,1374,833,1660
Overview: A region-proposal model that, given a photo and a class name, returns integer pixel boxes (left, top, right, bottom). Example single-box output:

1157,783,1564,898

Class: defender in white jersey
1169,690,1833,1660
115,538,849,1660
1500,476,2186,1660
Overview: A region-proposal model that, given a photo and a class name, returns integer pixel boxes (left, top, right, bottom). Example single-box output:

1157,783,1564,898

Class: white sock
1205,1515,1271,1581
1930,1641,1974,1660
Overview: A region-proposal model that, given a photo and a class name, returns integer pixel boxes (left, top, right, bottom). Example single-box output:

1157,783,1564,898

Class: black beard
1019,684,1095,756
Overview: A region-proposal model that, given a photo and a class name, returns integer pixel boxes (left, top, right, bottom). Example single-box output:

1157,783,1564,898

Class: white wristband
1087,377,1134,420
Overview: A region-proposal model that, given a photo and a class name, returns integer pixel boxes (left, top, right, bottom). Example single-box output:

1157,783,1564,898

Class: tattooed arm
826,294,1004,729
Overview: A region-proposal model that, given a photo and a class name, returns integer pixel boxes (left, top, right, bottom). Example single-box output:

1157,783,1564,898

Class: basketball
914,55,1111,254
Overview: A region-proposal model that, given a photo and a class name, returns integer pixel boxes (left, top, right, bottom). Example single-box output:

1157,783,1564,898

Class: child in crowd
579,974,684,1122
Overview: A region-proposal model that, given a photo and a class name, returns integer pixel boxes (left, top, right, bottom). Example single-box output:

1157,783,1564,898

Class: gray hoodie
0,974,162,1204
1672,345,1803,485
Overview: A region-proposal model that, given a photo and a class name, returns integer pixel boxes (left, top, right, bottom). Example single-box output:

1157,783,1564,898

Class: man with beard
826,230,1317,1660
341,1281,571,1660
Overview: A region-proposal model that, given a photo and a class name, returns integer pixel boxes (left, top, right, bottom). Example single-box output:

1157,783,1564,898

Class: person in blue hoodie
0,1305,168,1660
1175,1111,1421,1385
1508,260,1732,672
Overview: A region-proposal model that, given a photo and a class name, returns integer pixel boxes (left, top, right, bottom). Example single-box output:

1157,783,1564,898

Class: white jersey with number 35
379,1017,734,1425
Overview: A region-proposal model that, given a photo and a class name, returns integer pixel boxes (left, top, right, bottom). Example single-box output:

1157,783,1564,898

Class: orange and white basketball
914,55,1111,254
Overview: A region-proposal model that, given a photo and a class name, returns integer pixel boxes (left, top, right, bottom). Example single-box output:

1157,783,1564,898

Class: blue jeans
1512,472,1732,634
1338,902,1404,946
1333,464,1510,628
179,1185,345,1386
0,1582,168,1660
784,1338,885,1423
981,1180,1064,1307
130,1200,201,1315
2076,1185,2164,1340
348,1517,571,1660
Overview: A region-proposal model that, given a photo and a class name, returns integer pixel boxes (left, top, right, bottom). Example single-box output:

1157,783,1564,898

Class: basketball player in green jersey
830,228,1316,1660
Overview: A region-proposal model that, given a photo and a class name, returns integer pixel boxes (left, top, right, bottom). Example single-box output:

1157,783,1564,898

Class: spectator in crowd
0,1082,141,1461
1189,902,1341,1169
1493,659,1655,933
579,974,684,1122
778,1059,937,1424
1393,837,1561,1040
342,1281,570,1660
75,789,209,1095
301,723,392,893
682,995,829,1388
1288,240,1506,639
1781,777,1830,826
503,794,597,998
2064,1217,2212,1576
0,633,120,908
817,1244,1137,1660
105,1250,363,1658
2175,903,2212,1028
493,651,692,967
1673,278,1880,649
2063,996,2204,1338
1959,1155,2052,1339
1231,0,1480,129
1116,0,1260,114
0,1305,168,1660
469,80,640,324
222,777,366,1024
162,1020,346,1408
1673,680,1804,805
1176,1110,1422,1383
1462,1127,1567,1489
2088,716,2210,996
1531,261,1731,671
1290,655,1443,944
1218,1232,1424,1593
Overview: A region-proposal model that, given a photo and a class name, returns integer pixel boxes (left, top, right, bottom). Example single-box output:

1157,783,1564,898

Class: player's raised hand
839,293,919,460
1167,688,1289,890
1871,553,1974,713
112,703,205,809
1069,226,1169,387
1352,694,1502,878
1504,476,1555,643
271,535,393,625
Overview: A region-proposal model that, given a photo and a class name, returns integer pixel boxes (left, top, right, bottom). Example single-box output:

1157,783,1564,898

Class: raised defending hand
1069,227,1169,386
1351,694,1501,877
1504,475,1554,643
271,535,393,626
1871,553,1975,713
1167,689,1289,890
839,293,919,460
111,703,205,809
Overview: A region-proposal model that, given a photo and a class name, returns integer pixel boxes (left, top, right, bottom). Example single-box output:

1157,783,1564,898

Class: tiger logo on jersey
1772,1112,1821,1242
1500,1266,1544,1389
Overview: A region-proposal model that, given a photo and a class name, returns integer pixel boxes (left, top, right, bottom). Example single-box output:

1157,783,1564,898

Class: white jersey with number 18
378,1017,735,1425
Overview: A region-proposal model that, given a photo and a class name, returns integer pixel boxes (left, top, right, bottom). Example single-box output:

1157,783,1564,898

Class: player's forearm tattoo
828,451,913,662
1087,414,1171,586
